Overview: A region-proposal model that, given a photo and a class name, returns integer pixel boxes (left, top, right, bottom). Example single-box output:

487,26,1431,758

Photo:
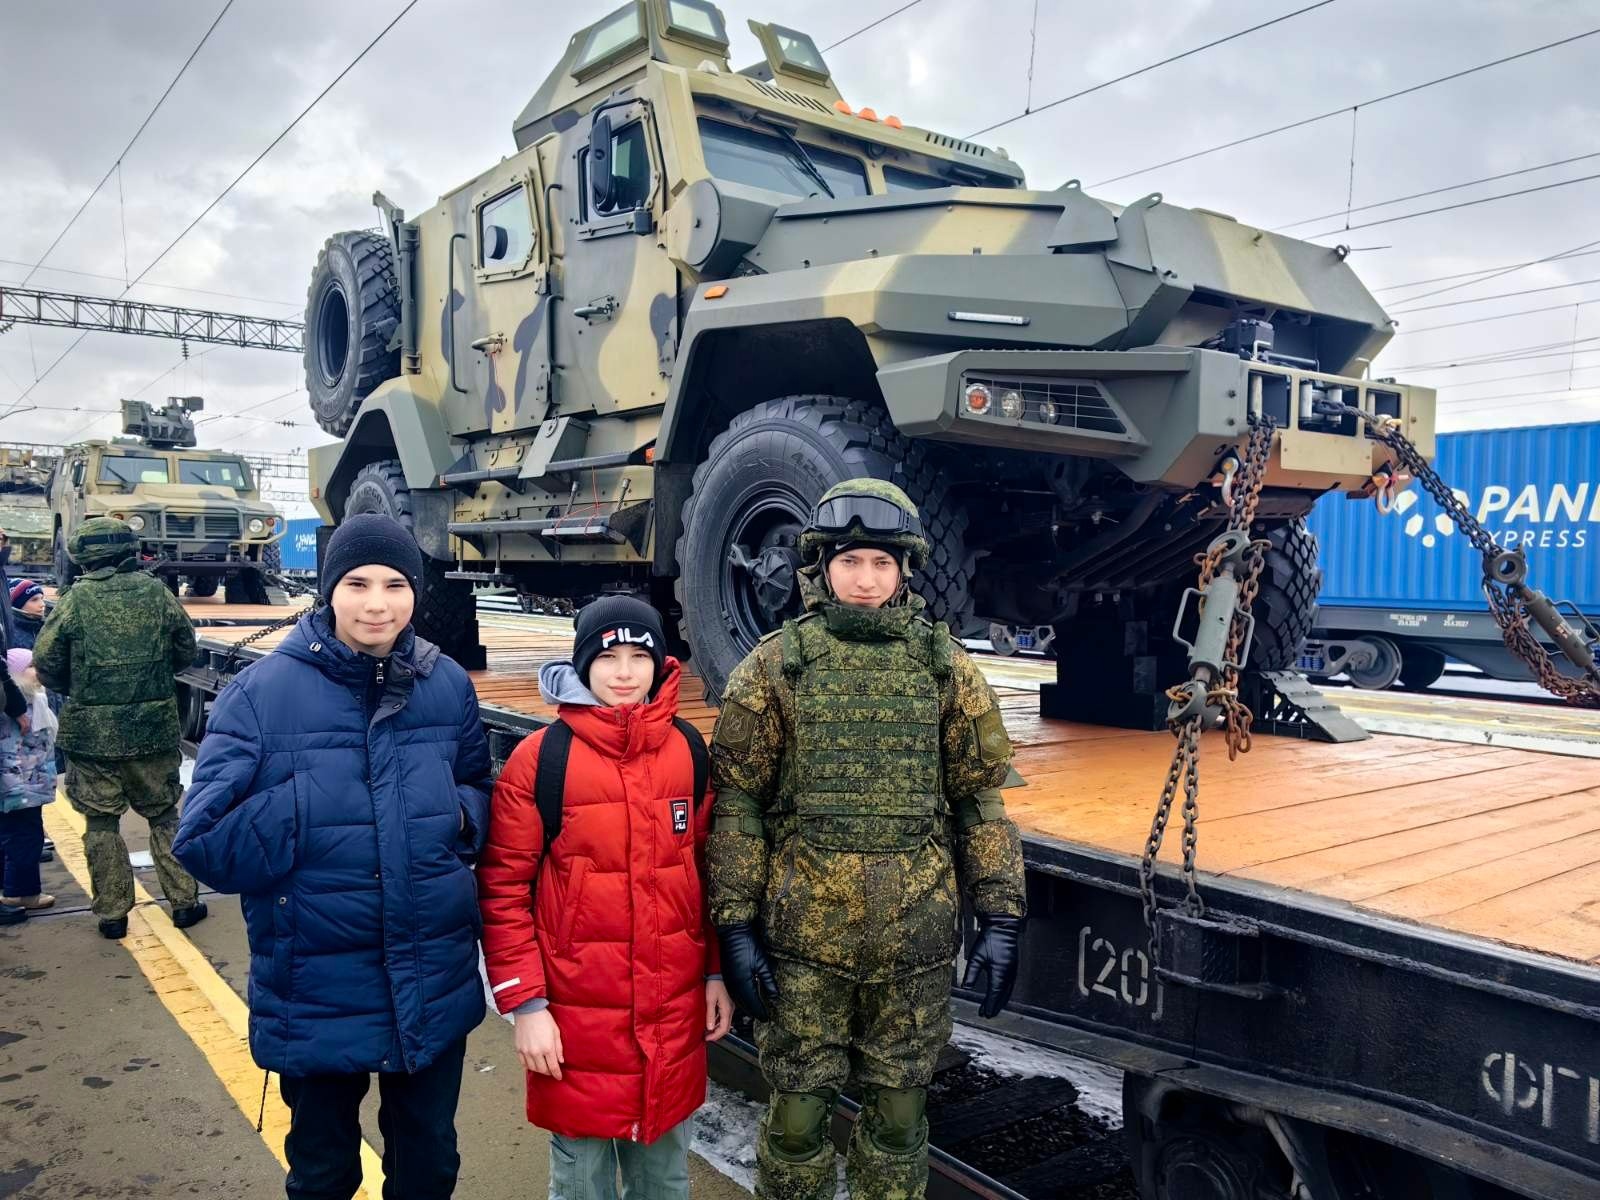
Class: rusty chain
1140,418,1277,956
1340,405,1600,707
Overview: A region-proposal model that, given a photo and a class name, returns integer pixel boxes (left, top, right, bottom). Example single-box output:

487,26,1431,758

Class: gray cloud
3,0,1597,481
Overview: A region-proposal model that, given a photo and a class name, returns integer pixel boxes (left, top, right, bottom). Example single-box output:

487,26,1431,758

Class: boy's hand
514,1009,564,1080
705,980,733,1042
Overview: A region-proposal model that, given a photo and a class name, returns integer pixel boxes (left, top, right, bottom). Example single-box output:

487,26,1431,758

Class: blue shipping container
281,518,324,572
1307,421,1600,613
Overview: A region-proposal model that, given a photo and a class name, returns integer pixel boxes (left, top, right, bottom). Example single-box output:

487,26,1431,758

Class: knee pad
84,813,122,835
767,1090,833,1161
862,1086,926,1155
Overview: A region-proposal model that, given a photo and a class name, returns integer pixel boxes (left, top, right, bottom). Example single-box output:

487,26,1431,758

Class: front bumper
877,346,1436,491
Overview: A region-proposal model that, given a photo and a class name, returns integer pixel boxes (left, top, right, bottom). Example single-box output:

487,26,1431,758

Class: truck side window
480,186,535,266
607,122,650,213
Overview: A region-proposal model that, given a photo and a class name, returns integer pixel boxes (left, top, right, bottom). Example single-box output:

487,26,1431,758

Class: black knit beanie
321,514,424,600
572,595,666,686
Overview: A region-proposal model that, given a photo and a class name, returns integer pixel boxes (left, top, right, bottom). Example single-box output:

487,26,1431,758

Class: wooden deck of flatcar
190,606,1600,969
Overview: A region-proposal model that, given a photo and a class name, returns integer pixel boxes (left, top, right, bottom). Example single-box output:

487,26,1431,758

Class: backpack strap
673,716,710,810
534,719,574,851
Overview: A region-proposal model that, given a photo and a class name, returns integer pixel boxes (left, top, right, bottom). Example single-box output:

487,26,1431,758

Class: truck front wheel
1247,520,1322,672
342,460,481,666
675,396,973,700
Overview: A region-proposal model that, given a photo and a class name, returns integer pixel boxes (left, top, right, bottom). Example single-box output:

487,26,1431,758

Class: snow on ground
949,1024,1125,1126
691,1082,849,1199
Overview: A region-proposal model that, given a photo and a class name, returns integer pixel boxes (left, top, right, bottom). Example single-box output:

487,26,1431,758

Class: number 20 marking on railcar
1077,926,1164,1020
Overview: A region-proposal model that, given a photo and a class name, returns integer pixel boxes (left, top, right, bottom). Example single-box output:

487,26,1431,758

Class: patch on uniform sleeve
973,707,1011,764
713,700,759,753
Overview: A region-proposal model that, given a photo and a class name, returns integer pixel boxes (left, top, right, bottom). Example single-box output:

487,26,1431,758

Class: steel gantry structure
0,286,302,353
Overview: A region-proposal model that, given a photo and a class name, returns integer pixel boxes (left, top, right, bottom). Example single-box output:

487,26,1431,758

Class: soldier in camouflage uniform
707,479,1027,1200
33,518,206,939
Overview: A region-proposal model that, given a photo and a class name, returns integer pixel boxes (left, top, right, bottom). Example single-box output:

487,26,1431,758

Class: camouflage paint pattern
48,400,281,578
756,959,949,1200
32,545,197,760
65,750,198,919
309,0,1434,598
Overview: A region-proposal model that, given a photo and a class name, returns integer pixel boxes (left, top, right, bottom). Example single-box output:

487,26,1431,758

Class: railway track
707,1026,1136,1200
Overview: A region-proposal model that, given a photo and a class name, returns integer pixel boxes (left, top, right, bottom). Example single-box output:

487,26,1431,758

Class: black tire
675,396,972,700
188,576,219,598
1248,520,1322,672
262,540,282,576
343,460,477,661
1398,644,1447,691
225,569,270,606
305,231,400,437
53,530,78,588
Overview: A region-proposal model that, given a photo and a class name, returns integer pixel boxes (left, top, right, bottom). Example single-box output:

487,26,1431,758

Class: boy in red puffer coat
479,596,732,1199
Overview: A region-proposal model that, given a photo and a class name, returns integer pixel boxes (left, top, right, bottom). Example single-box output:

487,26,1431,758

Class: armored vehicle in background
0,447,56,579
303,0,1435,699
48,397,286,602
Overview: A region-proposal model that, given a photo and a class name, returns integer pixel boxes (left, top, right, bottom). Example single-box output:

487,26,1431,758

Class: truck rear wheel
305,231,400,438
188,576,219,598
343,460,479,663
675,396,973,700
1247,520,1322,672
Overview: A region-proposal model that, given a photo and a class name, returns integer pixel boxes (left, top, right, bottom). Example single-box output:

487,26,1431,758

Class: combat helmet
68,517,140,568
797,479,929,569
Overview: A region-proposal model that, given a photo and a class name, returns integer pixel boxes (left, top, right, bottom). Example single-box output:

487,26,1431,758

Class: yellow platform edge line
43,797,387,1197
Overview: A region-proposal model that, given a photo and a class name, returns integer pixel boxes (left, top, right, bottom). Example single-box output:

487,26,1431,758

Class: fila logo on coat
600,626,656,649
671,799,690,835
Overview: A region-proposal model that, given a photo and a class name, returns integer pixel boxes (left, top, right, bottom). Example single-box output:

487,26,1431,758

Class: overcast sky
3,0,1598,489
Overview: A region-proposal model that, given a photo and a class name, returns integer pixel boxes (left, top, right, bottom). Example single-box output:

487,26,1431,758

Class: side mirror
589,113,615,213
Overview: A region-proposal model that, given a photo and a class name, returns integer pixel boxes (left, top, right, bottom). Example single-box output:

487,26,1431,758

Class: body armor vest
780,604,951,853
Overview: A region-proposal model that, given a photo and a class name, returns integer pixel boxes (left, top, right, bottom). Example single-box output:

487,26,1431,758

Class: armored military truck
48,397,286,602
302,0,1435,697
0,447,56,580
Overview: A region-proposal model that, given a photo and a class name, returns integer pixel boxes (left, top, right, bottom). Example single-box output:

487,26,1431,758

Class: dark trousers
278,1039,467,1200
0,807,44,898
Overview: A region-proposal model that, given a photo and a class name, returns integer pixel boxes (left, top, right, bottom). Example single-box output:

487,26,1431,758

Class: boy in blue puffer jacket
175,515,492,1200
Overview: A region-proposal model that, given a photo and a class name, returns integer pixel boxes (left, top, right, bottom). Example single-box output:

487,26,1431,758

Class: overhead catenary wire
1393,298,1600,336
1090,27,1600,188
1384,338,1600,373
1276,150,1600,232
1388,276,1600,315
1303,171,1600,240
15,0,237,290
1373,245,1600,293
0,257,300,308
12,0,419,413
968,1,1337,139
822,0,924,52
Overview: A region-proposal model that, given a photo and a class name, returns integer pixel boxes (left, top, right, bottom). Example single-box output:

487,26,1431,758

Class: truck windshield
179,458,250,488
99,454,169,485
698,118,868,199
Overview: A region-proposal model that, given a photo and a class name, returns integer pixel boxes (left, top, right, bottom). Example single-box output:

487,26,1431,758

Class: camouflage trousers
755,956,953,1200
64,751,198,920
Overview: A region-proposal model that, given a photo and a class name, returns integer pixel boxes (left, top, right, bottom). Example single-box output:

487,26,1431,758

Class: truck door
558,99,678,417
445,153,553,437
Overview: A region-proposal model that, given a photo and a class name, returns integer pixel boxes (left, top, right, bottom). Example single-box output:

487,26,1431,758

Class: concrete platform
0,800,751,1200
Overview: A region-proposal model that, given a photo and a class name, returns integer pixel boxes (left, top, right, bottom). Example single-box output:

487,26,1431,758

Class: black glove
716,921,780,1021
962,914,1024,1019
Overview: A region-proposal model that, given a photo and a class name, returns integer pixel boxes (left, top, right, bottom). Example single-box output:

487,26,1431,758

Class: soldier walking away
707,479,1028,1200
32,517,206,939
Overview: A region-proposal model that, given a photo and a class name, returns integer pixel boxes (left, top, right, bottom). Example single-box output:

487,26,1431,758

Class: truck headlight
1000,390,1024,420
248,518,265,535
126,514,146,532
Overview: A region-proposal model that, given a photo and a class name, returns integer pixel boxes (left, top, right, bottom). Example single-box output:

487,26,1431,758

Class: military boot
172,901,209,930
98,916,128,939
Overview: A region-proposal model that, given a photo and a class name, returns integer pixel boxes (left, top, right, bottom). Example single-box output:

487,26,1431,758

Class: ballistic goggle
809,494,923,541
